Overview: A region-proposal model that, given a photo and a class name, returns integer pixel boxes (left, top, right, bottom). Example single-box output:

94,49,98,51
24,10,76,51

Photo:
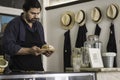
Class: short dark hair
23,0,41,12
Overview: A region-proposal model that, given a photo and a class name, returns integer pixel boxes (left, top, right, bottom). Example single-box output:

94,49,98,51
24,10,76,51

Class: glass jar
71,48,81,72
82,35,102,68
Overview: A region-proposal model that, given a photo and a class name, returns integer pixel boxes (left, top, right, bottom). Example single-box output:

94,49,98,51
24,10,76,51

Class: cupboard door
0,0,24,9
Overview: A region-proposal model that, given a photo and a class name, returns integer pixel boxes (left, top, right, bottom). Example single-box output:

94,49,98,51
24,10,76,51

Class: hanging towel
75,24,87,48
63,30,72,70
94,24,101,37
107,23,117,67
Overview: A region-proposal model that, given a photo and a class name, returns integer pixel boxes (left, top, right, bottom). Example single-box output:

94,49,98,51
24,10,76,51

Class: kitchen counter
0,72,95,80
0,61,119,80
66,67,120,80
1,68,120,80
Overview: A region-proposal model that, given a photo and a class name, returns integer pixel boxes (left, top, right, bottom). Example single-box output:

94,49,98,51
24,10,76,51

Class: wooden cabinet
0,0,24,9
96,72,120,80
80,68,120,80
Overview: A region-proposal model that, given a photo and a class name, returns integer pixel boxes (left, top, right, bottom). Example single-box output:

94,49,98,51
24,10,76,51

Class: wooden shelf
66,67,120,72
45,0,94,10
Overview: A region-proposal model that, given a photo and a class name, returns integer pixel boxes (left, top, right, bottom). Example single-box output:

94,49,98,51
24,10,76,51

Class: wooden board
66,67,120,72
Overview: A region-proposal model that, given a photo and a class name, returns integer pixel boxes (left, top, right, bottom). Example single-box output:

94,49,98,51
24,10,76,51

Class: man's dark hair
23,0,41,12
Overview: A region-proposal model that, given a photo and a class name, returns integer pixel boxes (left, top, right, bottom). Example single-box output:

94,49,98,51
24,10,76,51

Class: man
2,0,54,72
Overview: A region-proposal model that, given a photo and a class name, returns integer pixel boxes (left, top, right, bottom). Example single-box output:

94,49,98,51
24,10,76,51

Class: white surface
48,0,78,6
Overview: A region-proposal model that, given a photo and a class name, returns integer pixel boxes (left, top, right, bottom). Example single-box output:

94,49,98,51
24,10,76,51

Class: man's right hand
31,46,47,56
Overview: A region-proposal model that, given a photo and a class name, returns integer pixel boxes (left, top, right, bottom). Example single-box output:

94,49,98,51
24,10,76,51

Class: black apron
75,24,87,48
64,30,71,71
107,23,117,67
9,26,44,71
94,24,101,37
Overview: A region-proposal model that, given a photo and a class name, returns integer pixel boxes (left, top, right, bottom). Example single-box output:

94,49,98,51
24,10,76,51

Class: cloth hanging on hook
63,30,72,70
75,24,87,48
107,23,117,52
94,24,101,37
107,22,117,67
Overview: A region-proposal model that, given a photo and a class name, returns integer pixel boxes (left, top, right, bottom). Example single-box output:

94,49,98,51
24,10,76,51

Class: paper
88,48,103,68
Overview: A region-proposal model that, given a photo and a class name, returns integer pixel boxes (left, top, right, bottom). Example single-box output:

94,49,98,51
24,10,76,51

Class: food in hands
42,44,55,52
41,44,55,57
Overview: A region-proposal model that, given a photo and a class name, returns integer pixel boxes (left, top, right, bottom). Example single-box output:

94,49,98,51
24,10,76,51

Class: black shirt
2,14,46,71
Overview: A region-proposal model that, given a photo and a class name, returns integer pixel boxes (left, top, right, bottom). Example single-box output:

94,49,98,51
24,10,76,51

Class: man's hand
31,46,48,56
42,51,54,57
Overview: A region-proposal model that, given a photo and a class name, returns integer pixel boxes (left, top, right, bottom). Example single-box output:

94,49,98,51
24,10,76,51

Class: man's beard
25,15,39,23
28,18,39,23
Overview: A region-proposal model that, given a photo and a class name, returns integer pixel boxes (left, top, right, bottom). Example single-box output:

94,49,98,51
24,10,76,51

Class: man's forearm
17,47,32,55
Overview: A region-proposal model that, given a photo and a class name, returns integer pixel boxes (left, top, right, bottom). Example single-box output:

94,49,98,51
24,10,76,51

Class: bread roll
42,44,55,51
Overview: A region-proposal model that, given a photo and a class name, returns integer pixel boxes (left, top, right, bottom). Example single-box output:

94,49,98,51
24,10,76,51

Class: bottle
84,35,102,49
93,35,102,51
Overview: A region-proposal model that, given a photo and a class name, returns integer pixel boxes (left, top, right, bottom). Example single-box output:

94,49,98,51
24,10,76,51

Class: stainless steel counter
0,72,95,80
